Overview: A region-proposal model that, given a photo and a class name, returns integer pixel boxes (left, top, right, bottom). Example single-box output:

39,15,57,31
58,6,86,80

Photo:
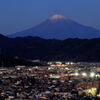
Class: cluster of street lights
75,72,96,78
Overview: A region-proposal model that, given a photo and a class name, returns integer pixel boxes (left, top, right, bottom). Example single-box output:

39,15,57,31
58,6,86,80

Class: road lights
75,72,79,76
90,72,95,78
82,72,87,77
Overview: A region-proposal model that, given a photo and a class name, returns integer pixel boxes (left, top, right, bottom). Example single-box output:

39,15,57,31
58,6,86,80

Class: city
0,62,100,99
0,0,100,100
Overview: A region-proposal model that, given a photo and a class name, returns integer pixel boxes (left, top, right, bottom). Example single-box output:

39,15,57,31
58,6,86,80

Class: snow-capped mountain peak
8,14,100,39
49,14,66,20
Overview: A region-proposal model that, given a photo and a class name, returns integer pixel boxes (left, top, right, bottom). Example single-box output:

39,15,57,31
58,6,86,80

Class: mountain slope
0,34,42,67
8,14,100,39
1,34,100,62
0,54,42,67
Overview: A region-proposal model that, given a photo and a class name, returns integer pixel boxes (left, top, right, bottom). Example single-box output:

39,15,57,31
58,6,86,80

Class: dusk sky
0,0,100,34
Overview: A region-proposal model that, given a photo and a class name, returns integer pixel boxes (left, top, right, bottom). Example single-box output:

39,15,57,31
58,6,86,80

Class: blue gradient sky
0,0,100,34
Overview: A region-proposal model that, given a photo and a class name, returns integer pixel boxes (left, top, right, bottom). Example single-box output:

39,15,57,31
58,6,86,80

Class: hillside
1,34,100,62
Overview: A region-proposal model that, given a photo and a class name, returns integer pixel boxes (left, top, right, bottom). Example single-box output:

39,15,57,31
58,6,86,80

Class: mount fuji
8,14,100,40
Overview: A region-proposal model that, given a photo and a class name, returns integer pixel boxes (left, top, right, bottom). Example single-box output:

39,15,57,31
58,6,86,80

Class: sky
0,0,100,34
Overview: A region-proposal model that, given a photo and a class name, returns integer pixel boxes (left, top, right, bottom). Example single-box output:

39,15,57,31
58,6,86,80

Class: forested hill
1,34,100,62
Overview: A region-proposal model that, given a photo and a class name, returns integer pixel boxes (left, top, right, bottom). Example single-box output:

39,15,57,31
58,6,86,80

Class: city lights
0,61,100,99
75,72,79,76
90,72,95,77
48,67,51,70
82,72,87,77
65,67,69,70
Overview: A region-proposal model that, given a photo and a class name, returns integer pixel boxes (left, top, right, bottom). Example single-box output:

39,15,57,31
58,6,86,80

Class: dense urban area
0,61,100,100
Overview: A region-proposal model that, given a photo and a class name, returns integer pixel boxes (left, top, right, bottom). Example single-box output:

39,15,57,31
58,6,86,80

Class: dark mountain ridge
0,34,100,62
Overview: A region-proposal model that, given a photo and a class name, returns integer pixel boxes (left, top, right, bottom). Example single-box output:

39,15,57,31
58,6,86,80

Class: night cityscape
0,0,100,100
1,62,100,99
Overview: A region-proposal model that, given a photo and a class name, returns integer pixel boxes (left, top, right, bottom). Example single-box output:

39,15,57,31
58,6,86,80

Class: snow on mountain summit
49,14,66,20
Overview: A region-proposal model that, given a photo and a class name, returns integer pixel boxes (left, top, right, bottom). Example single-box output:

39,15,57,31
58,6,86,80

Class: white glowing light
71,62,74,65
36,66,38,69
65,67,69,70
75,72,79,76
17,68,20,70
90,72,95,77
48,67,51,70
82,72,87,77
